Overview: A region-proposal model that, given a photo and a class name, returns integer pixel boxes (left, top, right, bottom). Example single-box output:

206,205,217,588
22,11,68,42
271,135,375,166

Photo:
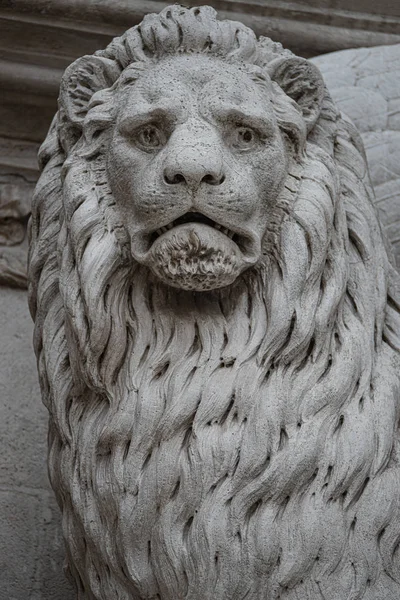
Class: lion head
106,52,307,291
29,5,400,600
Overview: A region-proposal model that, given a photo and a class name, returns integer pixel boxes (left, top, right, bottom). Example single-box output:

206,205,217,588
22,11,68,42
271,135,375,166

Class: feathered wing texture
312,44,400,272
28,5,400,600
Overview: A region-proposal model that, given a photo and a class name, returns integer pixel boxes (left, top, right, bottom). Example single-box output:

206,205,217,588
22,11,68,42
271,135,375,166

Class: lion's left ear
60,56,120,128
269,57,325,132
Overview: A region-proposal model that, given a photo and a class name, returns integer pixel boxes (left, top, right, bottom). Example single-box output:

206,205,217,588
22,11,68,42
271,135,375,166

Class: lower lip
130,223,258,265
150,223,258,263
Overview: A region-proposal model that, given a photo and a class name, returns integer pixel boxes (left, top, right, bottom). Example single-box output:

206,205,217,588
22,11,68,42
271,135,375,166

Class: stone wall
0,287,74,599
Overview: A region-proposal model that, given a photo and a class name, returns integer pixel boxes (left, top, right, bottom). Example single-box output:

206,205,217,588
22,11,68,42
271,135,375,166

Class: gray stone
313,44,400,269
0,172,33,289
0,287,74,599
25,5,400,600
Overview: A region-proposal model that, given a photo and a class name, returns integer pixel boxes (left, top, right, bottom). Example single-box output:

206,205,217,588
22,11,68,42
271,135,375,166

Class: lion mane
28,6,400,600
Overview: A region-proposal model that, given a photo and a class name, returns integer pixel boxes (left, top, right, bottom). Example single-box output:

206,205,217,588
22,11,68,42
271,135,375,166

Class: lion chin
146,224,247,291
28,5,400,600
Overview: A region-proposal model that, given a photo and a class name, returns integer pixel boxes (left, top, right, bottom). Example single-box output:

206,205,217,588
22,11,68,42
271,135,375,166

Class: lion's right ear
268,57,325,132
59,56,120,148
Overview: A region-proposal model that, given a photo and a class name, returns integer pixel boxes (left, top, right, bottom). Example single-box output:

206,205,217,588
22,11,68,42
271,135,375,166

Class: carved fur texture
28,6,400,600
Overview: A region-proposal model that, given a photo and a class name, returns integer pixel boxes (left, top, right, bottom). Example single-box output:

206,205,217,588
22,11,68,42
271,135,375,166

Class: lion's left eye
136,125,165,150
231,125,259,150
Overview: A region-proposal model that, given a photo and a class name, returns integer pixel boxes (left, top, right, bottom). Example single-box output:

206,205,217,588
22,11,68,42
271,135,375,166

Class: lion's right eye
136,125,165,151
229,123,262,152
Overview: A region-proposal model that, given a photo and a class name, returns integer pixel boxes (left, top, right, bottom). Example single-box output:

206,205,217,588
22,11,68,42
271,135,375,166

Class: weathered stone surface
28,5,400,599
0,170,34,289
313,44,400,269
0,287,74,599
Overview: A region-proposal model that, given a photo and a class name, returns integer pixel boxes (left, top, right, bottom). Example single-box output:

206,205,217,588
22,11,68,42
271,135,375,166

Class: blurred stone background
1,1,400,598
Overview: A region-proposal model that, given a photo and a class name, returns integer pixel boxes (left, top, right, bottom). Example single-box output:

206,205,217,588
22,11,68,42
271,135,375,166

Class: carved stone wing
312,44,400,269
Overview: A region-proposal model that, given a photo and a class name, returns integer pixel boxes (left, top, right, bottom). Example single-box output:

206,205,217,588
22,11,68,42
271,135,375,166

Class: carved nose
163,166,225,187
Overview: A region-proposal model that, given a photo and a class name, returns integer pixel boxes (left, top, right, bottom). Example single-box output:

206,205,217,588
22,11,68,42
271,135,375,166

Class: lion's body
28,6,400,600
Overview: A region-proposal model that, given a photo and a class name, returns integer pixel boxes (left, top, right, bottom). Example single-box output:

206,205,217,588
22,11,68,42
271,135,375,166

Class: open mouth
152,212,236,241
138,211,259,266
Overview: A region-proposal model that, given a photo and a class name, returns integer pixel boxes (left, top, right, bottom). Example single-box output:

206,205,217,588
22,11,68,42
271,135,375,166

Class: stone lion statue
28,5,400,599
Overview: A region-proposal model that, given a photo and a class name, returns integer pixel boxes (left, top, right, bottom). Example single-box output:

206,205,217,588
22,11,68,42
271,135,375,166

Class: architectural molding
1,0,400,147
